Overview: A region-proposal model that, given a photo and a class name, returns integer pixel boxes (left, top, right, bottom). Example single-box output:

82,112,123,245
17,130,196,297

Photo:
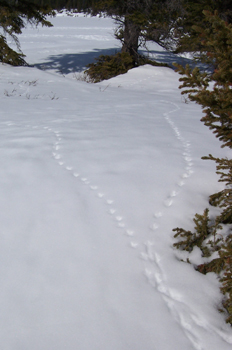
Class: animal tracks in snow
3,100,194,281
142,241,207,350
41,125,140,247
149,100,194,234
140,100,207,350
43,101,197,348
2,99,198,348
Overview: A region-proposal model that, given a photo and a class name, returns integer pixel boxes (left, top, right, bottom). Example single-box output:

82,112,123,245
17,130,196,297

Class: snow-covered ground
0,13,231,350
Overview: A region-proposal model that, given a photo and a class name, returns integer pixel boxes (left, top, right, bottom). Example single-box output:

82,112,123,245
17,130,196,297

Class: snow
0,13,232,350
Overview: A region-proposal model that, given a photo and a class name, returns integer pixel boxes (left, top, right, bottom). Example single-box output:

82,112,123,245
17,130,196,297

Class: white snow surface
0,14,232,350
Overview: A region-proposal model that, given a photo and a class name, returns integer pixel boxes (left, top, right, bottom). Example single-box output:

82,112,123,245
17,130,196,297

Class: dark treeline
30,0,97,11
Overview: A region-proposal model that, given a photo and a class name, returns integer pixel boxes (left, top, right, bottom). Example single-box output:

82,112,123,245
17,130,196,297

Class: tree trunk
121,17,141,64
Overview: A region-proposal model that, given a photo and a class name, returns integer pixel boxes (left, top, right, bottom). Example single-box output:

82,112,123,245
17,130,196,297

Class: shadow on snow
141,48,194,69
31,46,204,76
32,48,120,74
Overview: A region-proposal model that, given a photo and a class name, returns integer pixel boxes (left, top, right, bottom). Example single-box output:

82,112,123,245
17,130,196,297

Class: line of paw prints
3,116,191,304
44,126,139,250
0,121,138,251
137,102,204,346
142,245,204,350
45,100,192,267
149,102,194,233
1,120,222,350
3,120,201,345
142,242,227,350
2,102,193,265
3,112,192,272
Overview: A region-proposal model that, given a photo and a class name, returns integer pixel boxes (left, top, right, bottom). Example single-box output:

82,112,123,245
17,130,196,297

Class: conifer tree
173,0,232,53
175,0,232,53
81,0,183,81
175,11,232,148
84,0,182,64
0,0,53,65
173,11,232,324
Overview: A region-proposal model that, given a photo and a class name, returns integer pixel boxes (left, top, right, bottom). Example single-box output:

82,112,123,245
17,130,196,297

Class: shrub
85,52,169,82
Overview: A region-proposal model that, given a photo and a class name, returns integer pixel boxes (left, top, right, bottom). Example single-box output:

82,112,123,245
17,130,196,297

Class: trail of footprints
47,101,196,349
3,100,193,257
3,103,193,266
149,101,194,233
6,101,193,262
46,106,201,350
46,102,194,273
44,125,138,243
3,101,197,347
